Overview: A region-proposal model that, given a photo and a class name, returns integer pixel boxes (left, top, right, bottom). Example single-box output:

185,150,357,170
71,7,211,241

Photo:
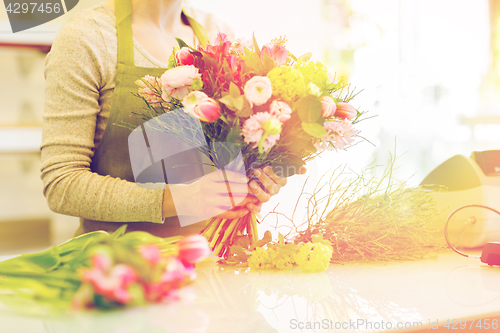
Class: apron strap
115,0,134,66
115,0,211,66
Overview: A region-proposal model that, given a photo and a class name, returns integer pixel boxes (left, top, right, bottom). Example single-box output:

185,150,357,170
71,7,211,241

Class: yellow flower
294,242,332,273
294,61,330,92
267,66,306,104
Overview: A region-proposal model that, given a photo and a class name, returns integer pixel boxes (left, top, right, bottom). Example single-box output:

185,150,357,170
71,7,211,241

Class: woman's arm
41,11,165,223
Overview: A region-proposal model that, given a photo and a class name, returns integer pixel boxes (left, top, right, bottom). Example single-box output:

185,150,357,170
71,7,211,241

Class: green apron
76,0,210,237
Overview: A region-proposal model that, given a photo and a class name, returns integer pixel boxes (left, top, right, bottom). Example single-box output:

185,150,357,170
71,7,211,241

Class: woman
41,0,298,238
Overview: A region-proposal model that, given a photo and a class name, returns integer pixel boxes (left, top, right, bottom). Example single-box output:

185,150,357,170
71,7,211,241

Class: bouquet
0,226,210,312
133,33,364,259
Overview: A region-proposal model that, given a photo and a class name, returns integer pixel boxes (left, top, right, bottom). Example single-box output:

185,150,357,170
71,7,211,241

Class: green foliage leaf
241,51,262,74
229,82,241,98
302,122,327,138
288,52,298,62
297,52,312,62
296,95,322,123
226,127,242,143
235,102,253,118
252,33,260,54
233,96,245,111
118,231,181,247
261,51,277,73
272,154,304,177
0,277,62,299
219,95,237,111
111,225,128,238
175,38,189,49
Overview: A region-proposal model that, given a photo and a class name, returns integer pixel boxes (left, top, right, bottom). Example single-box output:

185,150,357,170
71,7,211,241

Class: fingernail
251,182,258,189
254,169,261,177
265,166,272,173
241,176,248,182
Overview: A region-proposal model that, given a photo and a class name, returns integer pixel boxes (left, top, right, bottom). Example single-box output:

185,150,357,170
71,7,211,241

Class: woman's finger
208,169,248,183
249,181,271,203
246,200,262,213
254,168,280,195
232,195,258,207
262,166,287,187
216,207,249,219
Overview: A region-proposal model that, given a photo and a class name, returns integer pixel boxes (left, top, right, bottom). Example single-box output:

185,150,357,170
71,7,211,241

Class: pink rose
261,43,288,67
244,76,273,107
334,102,357,120
182,91,221,122
161,65,201,100
320,96,336,118
177,234,210,264
175,47,195,66
269,101,292,122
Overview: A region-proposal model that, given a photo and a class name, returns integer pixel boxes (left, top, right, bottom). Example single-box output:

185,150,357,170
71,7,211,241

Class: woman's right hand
164,169,257,220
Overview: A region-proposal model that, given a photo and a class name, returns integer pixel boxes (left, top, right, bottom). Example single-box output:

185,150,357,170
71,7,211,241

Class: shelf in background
0,126,42,153
0,19,60,53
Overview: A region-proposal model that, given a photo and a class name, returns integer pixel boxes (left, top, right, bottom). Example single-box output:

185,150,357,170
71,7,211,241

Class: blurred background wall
0,0,498,253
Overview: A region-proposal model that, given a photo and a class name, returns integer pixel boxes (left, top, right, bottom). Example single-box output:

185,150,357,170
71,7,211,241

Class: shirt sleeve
40,12,165,223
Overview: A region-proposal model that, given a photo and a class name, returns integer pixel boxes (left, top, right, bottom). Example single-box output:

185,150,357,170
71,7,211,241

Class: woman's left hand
245,166,307,213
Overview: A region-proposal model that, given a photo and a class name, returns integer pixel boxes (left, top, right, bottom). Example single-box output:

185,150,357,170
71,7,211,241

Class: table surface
1,251,500,333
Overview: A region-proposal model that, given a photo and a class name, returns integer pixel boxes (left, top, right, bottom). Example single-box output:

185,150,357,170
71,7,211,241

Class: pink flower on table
269,100,292,122
91,253,112,272
244,76,273,107
136,75,165,107
334,102,357,120
314,120,358,151
182,91,221,122
81,263,138,304
261,43,288,67
161,65,201,100
139,244,162,264
177,234,210,264
241,112,281,152
320,96,336,118
175,47,195,66
71,283,94,310
144,256,195,302
81,252,139,305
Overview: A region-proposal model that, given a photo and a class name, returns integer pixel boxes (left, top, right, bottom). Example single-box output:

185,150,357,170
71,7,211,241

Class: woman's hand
163,166,307,219
164,169,257,220
246,166,307,210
